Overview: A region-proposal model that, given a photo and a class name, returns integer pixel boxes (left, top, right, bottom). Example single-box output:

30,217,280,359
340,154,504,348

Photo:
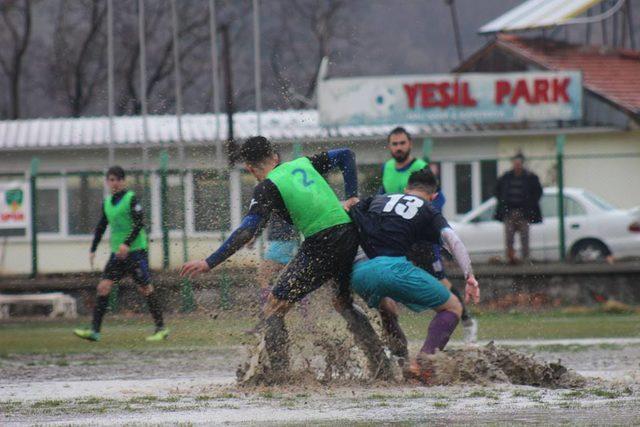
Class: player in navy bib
350,168,480,381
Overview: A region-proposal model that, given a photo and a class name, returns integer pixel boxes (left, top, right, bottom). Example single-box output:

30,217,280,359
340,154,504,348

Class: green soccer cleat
146,328,170,342
73,328,100,342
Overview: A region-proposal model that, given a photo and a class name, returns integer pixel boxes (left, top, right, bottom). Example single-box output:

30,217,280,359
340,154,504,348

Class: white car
450,187,640,262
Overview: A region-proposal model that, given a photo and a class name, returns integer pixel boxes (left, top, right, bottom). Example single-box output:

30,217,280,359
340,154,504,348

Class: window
540,195,586,218
36,188,60,233
193,171,230,232
67,175,103,235
480,160,497,202
455,163,472,214
582,190,616,211
471,203,497,223
163,175,185,231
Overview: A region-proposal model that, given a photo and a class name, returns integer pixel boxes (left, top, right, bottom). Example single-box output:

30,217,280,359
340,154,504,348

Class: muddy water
2,341,640,425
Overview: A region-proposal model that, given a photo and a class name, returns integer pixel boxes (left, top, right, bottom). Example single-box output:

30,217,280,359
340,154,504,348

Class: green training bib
104,190,148,253
382,158,427,194
267,157,351,238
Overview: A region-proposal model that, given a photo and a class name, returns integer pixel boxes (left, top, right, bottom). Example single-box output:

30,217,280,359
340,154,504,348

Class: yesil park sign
318,71,582,127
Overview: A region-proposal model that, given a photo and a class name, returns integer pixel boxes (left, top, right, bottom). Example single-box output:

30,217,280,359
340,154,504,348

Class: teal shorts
264,240,298,265
351,256,451,312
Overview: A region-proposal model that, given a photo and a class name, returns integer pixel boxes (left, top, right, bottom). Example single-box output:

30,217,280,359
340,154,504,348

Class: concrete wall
0,234,263,275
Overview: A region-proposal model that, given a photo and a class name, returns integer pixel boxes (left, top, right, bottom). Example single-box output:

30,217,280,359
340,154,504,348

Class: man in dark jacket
494,152,543,264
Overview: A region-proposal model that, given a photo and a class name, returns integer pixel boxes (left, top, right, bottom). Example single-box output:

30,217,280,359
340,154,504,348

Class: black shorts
102,250,151,286
407,241,447,280
271,223,359,303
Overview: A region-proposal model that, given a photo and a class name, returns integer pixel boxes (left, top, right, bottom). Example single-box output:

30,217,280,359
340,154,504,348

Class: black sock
92,295,110,333
146,292,165,331
450,287,470,322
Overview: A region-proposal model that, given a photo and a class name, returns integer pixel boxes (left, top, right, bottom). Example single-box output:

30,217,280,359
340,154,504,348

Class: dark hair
407,168,438,194
107,166,125,180
512,151,525,162
240,136,275,165
387,126,411,143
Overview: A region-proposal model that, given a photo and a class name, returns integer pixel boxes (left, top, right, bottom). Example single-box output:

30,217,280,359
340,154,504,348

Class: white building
1,32,639,274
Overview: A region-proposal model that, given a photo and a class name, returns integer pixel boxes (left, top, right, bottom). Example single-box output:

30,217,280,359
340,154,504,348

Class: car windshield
582,190,616,211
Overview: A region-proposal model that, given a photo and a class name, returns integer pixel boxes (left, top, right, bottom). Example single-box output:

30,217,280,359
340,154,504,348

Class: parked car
450,187,640,262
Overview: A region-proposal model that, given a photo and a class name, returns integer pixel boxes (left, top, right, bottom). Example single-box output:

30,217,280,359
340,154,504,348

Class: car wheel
570,239,610,263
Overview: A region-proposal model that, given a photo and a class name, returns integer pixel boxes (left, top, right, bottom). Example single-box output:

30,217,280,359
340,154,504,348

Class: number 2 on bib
382,194,424,219
291,168,315,187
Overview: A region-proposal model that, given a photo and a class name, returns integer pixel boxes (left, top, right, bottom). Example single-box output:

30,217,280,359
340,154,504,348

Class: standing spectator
494,152,543,264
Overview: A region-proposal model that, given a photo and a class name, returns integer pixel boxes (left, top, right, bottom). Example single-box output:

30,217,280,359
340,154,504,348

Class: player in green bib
181,136,392,382
73,166,168,342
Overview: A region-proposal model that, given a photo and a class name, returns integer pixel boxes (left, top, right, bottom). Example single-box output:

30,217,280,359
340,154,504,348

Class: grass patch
31,399,65,408
588,388,631,399
466,390,500,400
433,401,449,408
511,389,540,398
2,311,640,356
367,393,394,400
405,391,426,399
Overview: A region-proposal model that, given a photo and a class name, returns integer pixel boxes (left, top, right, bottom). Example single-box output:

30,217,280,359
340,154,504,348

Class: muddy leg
378,298,408,359
264,313,289,375
334,295,393,380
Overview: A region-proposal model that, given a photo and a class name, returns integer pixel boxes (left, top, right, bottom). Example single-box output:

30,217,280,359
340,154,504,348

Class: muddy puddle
2,340,639,425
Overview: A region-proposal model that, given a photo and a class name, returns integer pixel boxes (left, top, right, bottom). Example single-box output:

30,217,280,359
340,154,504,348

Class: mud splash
236,312,377,386
417,342,586,388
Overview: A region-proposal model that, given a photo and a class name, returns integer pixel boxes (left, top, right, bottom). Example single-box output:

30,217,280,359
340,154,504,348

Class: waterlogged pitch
1,311,640,425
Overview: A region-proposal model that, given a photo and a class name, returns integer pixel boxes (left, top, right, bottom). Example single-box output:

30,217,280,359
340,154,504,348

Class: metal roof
0,109,617,151
456,34,640,117
479,0,603,34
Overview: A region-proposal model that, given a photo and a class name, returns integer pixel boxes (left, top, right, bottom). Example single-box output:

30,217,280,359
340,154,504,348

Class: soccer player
380,127,477,355
180,136,391,380
73,166,168,342
350,168,480,378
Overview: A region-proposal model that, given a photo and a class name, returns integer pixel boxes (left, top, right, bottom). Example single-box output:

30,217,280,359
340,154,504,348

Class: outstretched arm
440,227,480,304
309,148,358,199
180,180,275,278
205,214,266,269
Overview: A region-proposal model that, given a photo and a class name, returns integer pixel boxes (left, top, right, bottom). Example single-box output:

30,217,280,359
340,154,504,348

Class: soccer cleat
462,317,478,344
73,328,100,342
403,359,433,384
145,328,170,342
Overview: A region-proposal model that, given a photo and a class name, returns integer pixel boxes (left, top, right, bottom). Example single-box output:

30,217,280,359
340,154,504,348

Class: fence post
29,158,40,278
422,138,433,164
292,142,303,159
556,134,566,261
160,150,170,269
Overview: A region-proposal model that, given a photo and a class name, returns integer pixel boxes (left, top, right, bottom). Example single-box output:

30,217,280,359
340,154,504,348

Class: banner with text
318,71,582,127
0,181,28,230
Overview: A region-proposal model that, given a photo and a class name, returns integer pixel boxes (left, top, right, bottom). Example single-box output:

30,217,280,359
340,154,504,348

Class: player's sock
145,292,165,331
264,314,290,374
91,295,110,333
421,310,459,354
449,287,470,322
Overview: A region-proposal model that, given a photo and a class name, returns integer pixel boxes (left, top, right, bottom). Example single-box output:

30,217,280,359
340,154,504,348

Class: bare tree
114,1,225,116
0,0,32,119
52,0,107,117
267,0,352,108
